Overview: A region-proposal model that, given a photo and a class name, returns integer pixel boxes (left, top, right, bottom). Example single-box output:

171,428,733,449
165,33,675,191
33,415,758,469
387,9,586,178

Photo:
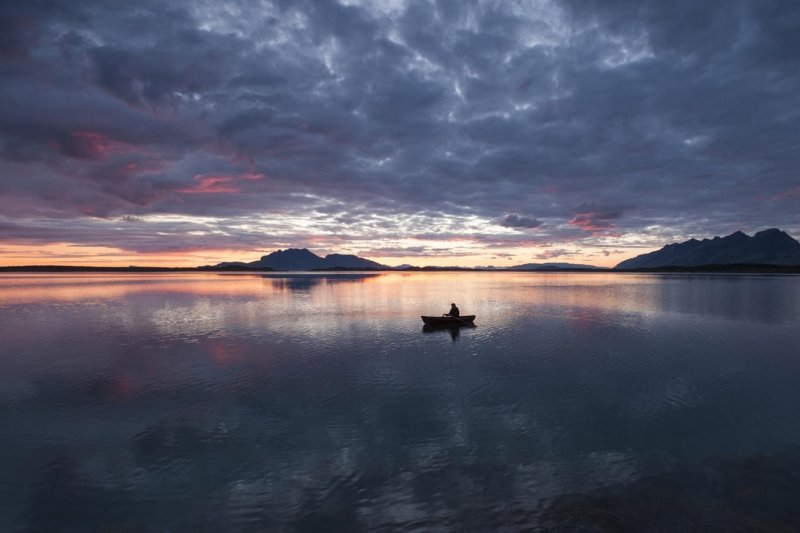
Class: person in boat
444,303,460,318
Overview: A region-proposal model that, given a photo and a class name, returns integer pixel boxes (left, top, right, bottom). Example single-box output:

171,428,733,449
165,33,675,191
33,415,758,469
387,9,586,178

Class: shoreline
2,264,799,274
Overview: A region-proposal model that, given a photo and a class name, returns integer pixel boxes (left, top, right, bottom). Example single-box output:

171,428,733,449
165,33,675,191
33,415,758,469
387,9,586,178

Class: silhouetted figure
445,303,460,318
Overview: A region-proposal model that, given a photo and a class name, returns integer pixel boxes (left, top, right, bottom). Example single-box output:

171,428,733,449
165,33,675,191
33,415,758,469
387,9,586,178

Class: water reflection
540,447,800,530
1,272,799,529
1,272,797,325
654,274,799,322
0,272,270,305
263,272,380,292
422,323,476,341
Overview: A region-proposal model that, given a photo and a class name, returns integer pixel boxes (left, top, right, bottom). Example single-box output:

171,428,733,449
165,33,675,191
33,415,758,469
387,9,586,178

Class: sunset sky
1,0,799,267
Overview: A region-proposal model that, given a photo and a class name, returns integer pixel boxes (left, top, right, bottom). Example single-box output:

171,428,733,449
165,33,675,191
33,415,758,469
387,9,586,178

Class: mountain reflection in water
1,271,799,530
263,272,380,292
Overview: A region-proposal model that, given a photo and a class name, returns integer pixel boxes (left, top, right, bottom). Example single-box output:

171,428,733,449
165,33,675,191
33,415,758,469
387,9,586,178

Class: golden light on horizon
0,243,262,268
0,240,643,269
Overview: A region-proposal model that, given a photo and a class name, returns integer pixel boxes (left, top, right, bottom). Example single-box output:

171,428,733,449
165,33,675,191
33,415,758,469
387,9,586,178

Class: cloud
600,249,624,257
1,0,799,261
497,214,543,229
569,203,625,234
534,248,577,260
176,173,264,195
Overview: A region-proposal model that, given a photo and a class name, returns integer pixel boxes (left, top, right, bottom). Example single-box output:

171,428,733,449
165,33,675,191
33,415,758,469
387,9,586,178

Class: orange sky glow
0,241,646,269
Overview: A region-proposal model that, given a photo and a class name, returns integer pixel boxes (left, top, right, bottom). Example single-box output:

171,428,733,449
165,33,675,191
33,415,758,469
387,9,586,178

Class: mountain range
616,228,800,269
209,228,800,271
215,249,603,271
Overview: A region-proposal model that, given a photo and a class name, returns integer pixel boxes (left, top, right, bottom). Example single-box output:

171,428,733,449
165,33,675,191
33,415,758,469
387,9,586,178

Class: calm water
1,272,800,531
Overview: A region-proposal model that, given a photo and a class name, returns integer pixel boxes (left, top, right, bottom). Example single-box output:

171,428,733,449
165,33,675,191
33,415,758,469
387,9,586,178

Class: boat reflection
422,322,476,341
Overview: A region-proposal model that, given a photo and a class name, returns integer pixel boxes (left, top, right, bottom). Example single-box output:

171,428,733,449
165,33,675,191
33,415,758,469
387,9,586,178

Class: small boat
421,315,476,326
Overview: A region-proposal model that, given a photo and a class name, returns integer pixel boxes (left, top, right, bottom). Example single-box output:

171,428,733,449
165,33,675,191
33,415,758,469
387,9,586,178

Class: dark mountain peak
754,228,789,240
752,229,799,252
251,248,325,270
726,231,748,240
218,248,384,270
261,248,317,260
321,253,384,269
616,228,800,269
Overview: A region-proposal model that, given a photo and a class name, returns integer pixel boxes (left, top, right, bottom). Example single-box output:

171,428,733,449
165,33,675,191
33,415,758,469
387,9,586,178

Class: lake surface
1,271,799,531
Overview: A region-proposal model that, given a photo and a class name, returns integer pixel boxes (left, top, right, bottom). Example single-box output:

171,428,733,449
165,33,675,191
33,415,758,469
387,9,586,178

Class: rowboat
421,315,476,326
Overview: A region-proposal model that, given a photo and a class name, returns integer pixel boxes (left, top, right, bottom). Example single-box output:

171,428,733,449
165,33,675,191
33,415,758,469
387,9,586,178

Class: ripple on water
2,272,800,530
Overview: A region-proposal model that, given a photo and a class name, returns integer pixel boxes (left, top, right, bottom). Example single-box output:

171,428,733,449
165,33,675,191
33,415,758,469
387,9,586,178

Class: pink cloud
569,203,625,235
570,213,616,232
56,131,145,160
177,172,263,195
770,186,800,201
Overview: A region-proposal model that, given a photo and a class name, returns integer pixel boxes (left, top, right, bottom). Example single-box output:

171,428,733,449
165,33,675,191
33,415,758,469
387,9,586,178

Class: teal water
1,272,799,531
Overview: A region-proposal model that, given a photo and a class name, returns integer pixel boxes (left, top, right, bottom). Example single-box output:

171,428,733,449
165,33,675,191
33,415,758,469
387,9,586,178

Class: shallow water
1,271,799,531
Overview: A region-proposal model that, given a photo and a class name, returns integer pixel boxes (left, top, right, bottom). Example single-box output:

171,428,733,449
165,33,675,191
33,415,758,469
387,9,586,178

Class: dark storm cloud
498,213,543,229
1,0,799,256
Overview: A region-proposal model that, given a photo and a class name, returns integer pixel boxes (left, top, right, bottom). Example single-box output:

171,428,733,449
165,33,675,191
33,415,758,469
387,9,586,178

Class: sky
1,0,799,267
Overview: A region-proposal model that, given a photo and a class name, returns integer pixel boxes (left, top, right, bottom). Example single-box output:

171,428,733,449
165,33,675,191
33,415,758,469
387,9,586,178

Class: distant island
507,262,605,271
2,228,799,273
214,248,384,270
